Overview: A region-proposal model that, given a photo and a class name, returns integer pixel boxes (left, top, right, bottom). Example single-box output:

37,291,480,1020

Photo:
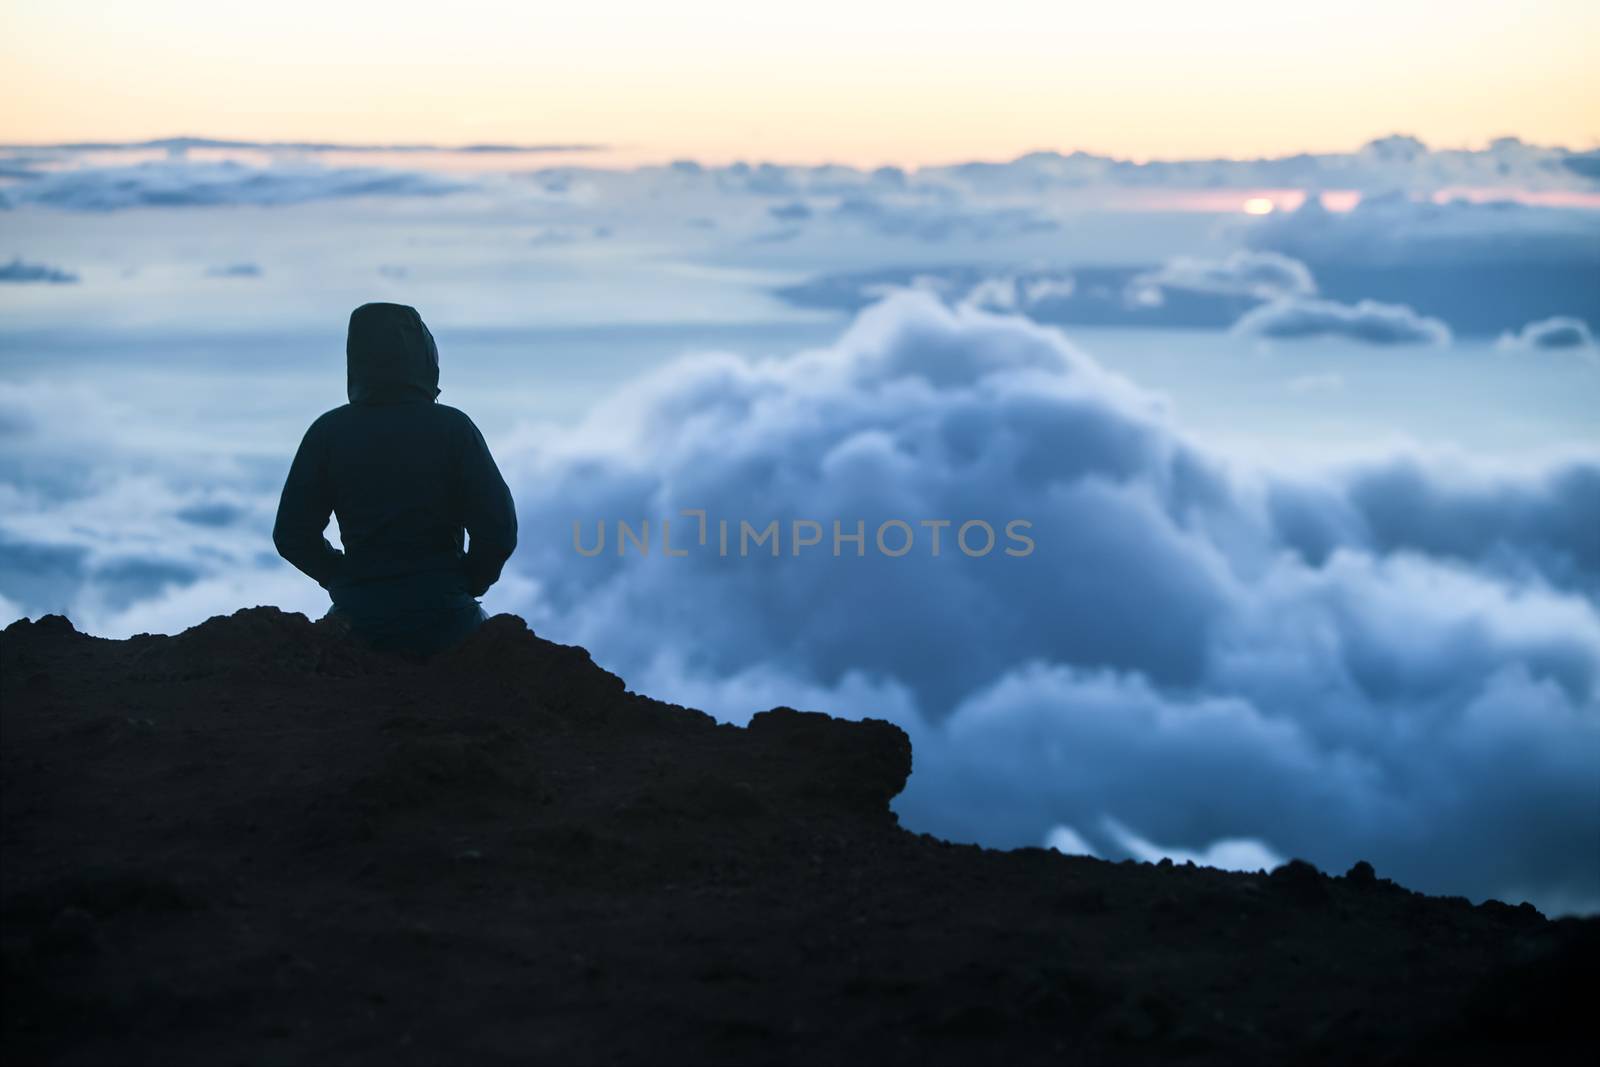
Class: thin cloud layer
828,195,1060,242
1130,251,1316,302
922,135,1598,195
204,263,263,279
0,257,78,283
6,160,466,211
1233,296,1451,345
0,137,600,154
1499,316,1596,353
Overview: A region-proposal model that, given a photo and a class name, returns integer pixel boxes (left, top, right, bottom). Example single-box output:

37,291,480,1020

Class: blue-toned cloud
779,264,1261,329
6,160,467,211
1130,251,1316,302
778,196,1599,334
526,225,612,246
768,201,812,221
4,132,1599,917
16,133,1596,200
784,253,1325,335
922,135,1597,196
1278,455,1600,599
2,296,1595,912
1499,316,1596,353
0,257,78,283
0,380,324,629
1101,819,1286,873
204,263,262,279
479,294,1598,913
1234,296,1450,345
828,194,1059,242
1244,194,1600,334
1248,192,1600,268
1564,151,1600,181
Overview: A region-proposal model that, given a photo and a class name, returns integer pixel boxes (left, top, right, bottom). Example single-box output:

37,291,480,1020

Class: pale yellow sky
3,0,1597,166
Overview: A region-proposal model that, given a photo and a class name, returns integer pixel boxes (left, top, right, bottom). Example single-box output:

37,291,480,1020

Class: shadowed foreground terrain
2,608,1592,1065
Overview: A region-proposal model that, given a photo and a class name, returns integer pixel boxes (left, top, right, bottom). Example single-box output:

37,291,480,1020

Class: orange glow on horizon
2,1,1597,168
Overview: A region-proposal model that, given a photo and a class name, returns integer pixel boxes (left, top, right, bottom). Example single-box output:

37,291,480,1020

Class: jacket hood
346,303,441,405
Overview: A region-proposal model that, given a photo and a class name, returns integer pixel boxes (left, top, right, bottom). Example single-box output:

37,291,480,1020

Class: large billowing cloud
483,293,1598,914
1233,296,1451,345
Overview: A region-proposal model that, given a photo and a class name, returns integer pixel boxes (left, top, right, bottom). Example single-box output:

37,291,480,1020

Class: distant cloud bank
2,160,467,211
0,136,603,154
5,132,1595,336
1246,191,1600,269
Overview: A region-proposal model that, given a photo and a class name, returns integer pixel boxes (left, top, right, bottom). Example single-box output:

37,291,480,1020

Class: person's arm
457,415,517,598
273,418,345,588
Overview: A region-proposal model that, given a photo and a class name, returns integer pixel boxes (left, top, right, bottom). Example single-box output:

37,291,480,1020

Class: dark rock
1346,859,1377,885
1,610,1591,1066
1270,859,1330,906
34,907,101,958
746,706,912,814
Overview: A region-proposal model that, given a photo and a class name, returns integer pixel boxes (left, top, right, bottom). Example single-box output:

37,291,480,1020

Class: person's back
273,303,517,655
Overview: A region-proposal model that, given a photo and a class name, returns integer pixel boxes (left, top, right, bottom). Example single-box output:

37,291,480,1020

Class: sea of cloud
474,294,1599,914
2,136,1598,914
2,290,1595,915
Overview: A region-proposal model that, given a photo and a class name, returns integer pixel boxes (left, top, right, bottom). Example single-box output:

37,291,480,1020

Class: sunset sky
3,0,1597,916
4,0,1597,165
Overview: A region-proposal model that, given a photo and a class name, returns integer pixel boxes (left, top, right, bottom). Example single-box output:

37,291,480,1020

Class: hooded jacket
273,303,517,598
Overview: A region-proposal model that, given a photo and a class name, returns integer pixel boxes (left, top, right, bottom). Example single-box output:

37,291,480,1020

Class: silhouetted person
274,303,517,655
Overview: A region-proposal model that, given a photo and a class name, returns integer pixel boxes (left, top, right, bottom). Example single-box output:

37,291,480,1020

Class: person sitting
273,302,517,656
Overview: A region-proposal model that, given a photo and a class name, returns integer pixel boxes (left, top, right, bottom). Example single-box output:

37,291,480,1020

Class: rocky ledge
1,608,1592,1064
